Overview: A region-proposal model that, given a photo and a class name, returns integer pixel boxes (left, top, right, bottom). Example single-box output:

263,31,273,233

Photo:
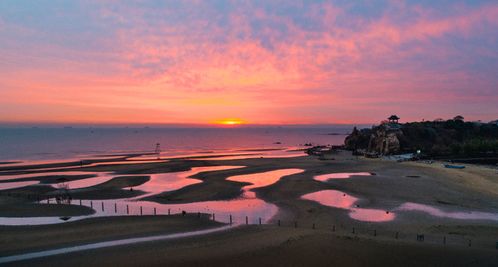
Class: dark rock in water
305,145,331,156
59,216,71,221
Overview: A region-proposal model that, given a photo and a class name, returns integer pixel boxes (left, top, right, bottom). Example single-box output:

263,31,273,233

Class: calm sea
0,126,355,161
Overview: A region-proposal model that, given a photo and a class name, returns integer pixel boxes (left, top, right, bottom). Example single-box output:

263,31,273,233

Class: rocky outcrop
344,120,498,157
345,124,403,155
344,127,372,150
367,125,402,155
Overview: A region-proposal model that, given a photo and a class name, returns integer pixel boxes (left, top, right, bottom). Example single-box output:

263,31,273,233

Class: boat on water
443,164,465,169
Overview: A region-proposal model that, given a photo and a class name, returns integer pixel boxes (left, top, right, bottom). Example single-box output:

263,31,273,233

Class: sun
216,119,244,126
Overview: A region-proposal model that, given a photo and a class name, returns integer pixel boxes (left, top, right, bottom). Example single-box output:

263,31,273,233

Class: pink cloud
0,1,497,124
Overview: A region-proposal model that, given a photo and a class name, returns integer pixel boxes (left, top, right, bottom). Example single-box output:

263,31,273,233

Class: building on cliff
388,115,400,124
345,117,498,158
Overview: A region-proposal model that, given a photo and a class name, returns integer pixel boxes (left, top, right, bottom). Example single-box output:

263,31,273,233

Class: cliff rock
367,125,402,155
344,120,498,157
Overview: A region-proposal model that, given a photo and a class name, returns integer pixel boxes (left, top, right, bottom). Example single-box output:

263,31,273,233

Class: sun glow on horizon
216,119,244,126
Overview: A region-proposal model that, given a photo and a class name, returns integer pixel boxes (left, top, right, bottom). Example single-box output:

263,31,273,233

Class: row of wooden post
37,199,487,249
243,216,263,225
40,198,485,247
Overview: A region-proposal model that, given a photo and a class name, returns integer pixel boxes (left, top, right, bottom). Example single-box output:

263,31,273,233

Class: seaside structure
388,115,400,124
155,143,161,159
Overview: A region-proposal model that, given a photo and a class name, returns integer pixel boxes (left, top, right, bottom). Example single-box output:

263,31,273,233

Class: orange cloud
0,1,497,124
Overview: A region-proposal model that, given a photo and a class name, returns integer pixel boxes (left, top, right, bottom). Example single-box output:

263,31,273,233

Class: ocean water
0,126,352,161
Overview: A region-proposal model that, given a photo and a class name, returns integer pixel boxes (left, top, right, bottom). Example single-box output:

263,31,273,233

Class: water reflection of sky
2,163,497,226
302,190,498,223
0,165,297,226
396,203,498,221
0,171,116,189
227,169,304,198
0,181,40,190
0,148,299,175
313,172,371,182
302,190,395,222
306,172,498,223
129,166,245,198
0,159,168,176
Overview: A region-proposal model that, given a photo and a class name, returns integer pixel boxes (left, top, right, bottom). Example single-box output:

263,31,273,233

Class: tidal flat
0,150,497,266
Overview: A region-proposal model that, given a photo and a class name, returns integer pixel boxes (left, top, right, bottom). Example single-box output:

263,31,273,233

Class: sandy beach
0,151,497,266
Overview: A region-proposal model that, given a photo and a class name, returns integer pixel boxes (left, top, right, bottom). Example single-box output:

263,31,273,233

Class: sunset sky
1,0,497,125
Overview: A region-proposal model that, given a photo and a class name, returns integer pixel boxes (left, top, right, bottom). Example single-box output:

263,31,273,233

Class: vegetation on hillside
345,118,498,157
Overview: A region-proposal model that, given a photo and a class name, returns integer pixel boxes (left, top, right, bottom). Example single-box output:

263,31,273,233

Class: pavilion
388,115,400,124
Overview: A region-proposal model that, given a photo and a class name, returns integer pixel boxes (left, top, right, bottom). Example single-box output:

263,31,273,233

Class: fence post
259,217,262,225
140,206,143,216
47,198,50,204
101,202,104,212
90,201,93,208
154,207,157,216
79,199,82,206
229,215,232,225
168,209,170,215
417,234,424,242
212,213,215,221
115,203,117,213
126,205,129,215
245,216,248,225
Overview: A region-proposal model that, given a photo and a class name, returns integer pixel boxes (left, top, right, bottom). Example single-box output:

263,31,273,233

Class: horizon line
0,122,370,128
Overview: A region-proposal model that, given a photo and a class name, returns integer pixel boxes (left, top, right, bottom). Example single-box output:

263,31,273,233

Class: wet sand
0,201,95,217
0,153,147,173
0,215,220,256
0,176,151,215
0,174,96,184
5,226,497,267
67,175,150,200
1,151,497,266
